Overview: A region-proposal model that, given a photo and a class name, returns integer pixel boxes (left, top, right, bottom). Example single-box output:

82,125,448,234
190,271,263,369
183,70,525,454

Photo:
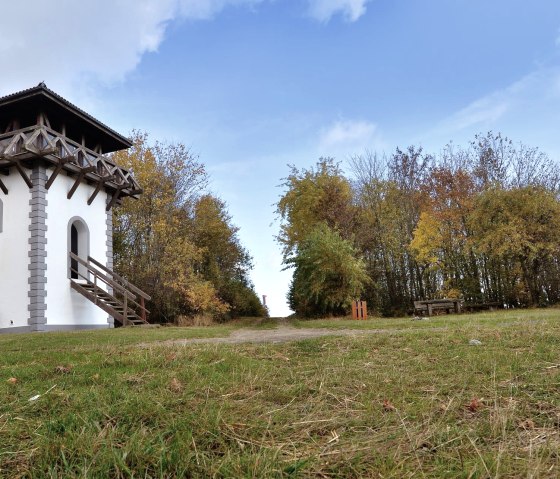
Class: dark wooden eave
0,84,140,209
0,83,132,153
0,125,141,208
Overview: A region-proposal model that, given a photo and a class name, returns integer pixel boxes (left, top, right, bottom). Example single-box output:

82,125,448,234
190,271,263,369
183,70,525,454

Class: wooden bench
413,301,428,315
414,299,462,316
463,301,503,312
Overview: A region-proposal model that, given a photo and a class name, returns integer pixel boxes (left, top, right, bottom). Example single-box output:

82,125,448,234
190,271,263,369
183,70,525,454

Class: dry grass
1,310,560,477
176,314,216,327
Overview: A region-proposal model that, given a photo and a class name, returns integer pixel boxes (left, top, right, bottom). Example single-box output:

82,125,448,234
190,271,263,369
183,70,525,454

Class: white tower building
0,84,149,333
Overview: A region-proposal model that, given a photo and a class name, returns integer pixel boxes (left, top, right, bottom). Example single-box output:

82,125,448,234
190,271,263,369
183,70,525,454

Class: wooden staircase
69,253,151,326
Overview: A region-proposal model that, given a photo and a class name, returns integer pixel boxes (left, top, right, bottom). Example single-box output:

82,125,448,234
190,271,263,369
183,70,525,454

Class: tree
286,224,369,317
276,158,355,260
349,147,432,314
112,132,263,322
278,132,560,316
469,186,560,306
192,195,265,318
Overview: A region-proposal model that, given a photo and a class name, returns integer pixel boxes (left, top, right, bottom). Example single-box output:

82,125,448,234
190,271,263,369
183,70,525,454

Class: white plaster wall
0,171,31,329
45,170,109,327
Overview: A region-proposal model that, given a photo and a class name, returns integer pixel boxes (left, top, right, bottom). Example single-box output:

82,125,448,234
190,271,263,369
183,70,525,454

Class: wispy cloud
318,119,384,157
177,0,264,20
307,0,372,22
435,69,558,134
420,66,560,160
0,0,265,99
0,0,370,102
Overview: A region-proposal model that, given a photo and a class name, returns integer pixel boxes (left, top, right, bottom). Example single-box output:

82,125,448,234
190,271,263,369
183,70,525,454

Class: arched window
67,217,90,279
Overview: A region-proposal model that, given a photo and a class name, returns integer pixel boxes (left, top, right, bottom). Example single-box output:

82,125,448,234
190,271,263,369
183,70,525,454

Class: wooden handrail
69,265,134,303
69,252,150,325
87,255,151,300
69,252,134,299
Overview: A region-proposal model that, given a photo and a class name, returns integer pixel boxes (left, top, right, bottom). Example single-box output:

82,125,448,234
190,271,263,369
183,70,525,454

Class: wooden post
140,296,146,323
351,301,367,320
93,275,98,305
123,294,128,326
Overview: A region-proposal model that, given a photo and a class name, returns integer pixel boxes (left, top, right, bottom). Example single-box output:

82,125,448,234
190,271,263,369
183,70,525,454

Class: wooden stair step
69,260,150,327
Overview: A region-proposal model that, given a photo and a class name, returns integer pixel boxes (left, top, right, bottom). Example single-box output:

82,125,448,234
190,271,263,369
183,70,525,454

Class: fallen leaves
169,377,183,393
519,419,535,430
54,365,72,374
383,399,396,412
326,430,339,444
466,397,484,413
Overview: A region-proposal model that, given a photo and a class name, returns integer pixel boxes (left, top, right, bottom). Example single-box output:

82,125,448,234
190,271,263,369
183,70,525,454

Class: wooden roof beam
45,158,70,190
87,175,115,205
15,162,32,189
67,166,95,199
106,185,126,211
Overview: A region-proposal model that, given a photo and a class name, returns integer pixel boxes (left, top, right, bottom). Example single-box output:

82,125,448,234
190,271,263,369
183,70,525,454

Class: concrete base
44,324,111,331
0,326,32,334
0,324,110,334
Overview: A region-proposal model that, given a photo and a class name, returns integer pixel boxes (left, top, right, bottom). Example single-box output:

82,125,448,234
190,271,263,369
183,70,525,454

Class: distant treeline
277,132,560,317
112,132,266,324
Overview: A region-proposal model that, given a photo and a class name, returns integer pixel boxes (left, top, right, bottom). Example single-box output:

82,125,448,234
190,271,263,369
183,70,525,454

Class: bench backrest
433,302,455,309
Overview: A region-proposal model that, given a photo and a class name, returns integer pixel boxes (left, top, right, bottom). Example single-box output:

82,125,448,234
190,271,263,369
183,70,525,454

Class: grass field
1,310,560,477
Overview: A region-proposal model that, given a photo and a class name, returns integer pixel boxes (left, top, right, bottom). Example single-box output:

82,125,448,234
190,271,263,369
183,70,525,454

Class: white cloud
444,96,510,132
420,66,560,159
0,0,369,103
307,0,371,22
178,0,263,19
318,119,383,156
436,70,552,134
0,0,263,99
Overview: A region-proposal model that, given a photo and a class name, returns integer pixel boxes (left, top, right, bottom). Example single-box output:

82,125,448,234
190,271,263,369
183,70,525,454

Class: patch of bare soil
138,318,540,348
140,321,420,348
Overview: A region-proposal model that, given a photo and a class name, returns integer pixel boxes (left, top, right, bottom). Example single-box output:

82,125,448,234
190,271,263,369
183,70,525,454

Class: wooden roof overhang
0,84,139,210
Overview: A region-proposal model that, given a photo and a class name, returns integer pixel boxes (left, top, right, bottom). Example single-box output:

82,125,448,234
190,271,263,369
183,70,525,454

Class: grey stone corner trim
28,164,48,331
106,193,114,328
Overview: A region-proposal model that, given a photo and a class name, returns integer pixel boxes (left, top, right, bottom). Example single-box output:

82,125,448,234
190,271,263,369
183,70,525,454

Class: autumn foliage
112,132,266,323
278,132,560,316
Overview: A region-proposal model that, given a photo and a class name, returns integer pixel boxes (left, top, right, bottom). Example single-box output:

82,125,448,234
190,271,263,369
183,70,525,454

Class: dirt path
141,320,439,348
138,317,544,348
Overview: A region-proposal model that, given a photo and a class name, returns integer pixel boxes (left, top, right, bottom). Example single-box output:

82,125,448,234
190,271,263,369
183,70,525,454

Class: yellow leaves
277,159,354,258
410,211,443,266
184,280,230,316
469,186,560,261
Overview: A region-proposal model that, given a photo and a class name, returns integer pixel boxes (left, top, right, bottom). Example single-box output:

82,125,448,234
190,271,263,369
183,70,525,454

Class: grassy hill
2,310,560,477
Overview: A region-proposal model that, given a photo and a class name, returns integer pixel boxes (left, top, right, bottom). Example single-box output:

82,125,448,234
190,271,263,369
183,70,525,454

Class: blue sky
3,0,560,315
